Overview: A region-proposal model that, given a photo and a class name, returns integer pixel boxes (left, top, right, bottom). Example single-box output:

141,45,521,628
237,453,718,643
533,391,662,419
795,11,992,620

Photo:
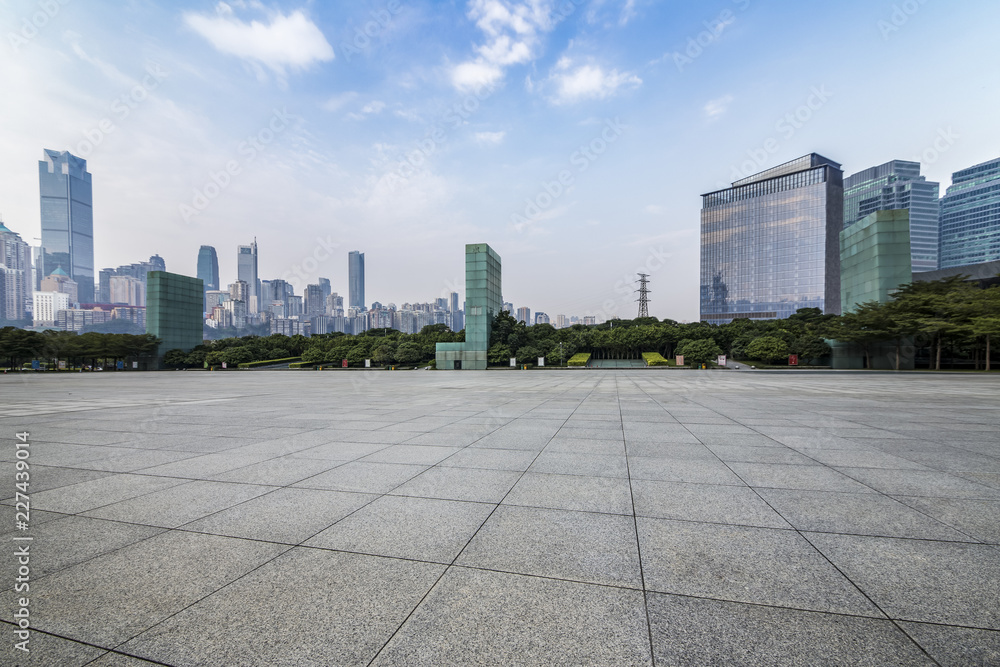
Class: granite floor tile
503,472,634,514
28,473,189,514
730,463,877,493
293,461,428,494
632,479,790,529
391,466,521,503
899,621,1000,667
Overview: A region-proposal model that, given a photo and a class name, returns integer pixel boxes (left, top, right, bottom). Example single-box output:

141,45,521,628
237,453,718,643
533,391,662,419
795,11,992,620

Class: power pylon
636,273,651,318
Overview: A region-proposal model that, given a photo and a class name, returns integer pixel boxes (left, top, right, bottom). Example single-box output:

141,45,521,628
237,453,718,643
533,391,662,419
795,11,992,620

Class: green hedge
642,352,674,367
567,353,591,367
288,361,316,369
237,356,302,369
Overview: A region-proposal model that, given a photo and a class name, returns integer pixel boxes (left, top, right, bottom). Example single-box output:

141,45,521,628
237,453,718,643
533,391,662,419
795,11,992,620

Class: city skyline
2,1,999,321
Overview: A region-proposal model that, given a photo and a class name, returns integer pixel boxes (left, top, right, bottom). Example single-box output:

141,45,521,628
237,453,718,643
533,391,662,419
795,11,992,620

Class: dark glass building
939,157,1000,269
197,245,220,291
348,250,365,311
701,154,843,324
39,149,94,302
844,160,939,272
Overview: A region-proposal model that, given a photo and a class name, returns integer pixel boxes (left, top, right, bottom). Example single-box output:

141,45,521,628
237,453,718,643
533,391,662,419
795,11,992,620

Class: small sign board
117,361,124,370
132,361,138,369
788,354,799,366
537,357,545,367
342,359,349,368
32,360,40,370
510,358,517,367
675,355,684,366
717,355,727,366
58,360,66,370
222,362,227,369
365,359,371,368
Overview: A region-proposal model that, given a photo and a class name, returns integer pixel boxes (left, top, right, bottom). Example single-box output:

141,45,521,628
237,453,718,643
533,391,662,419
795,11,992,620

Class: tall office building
348,251,365,310
318,277,331,301
304,284,325,317
844,160,939,272
516,306,531,324
939,157,1000,269
0,221,32,321
237,240,259,312
197,246,220,291
436,244,502,370
700,153,844,324
39,149,94,302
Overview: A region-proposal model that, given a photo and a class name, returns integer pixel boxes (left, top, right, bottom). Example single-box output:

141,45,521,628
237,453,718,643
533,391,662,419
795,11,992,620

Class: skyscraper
0,220,32,321
939,157,1000,269
237,240,259,312
348,250,365,311
516,306,531,323
318,277,331,301
701,153,844,324
843,160,940,272
197,245,219,313
39,149,94,302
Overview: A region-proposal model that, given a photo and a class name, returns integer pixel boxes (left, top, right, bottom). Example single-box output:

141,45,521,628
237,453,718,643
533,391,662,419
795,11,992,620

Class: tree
395,342,423,366
744,336,789,365
163,349,188,368
677,339,723,366
965,286,1000,371
515,345,542,365
824,301,893,369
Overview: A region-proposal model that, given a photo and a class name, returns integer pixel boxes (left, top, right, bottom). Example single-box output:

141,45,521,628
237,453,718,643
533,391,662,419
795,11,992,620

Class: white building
33,290,70,325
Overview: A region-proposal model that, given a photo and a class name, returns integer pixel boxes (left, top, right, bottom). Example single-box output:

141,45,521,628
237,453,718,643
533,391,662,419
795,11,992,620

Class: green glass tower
147,271,204,366
436,243,501,370
839,209,912,313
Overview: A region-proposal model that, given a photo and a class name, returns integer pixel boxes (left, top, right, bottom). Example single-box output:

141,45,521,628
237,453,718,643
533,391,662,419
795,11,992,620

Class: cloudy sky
2,0,998,321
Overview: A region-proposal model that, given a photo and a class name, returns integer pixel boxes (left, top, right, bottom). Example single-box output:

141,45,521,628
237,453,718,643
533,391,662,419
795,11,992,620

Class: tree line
0,328,159,370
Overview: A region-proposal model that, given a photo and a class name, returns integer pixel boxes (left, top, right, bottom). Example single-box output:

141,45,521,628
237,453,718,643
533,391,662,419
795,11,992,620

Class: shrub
237,357,302,369
677,339,723,366
567,353,591,366
641,352,673,366
744,336,789,364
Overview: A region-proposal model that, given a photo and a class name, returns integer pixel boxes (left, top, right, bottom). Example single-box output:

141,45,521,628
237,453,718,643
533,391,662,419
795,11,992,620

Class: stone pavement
2,370,999,666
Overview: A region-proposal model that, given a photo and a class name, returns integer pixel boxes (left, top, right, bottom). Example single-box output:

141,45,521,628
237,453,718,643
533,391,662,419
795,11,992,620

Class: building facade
939,157,1000,269
840,210,912,313
0,221,33,321
33,291,70,325
237,240,259,312
436,244,502,370
197,245,220,292
349,250,365,311
39,149,95,302
843,160,939,272
146,272,204,365
701,153,844,324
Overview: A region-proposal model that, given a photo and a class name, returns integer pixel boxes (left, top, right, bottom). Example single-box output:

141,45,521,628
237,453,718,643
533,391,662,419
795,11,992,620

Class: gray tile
121,548,444,667
82,480,275,528
391,466,520,503
624,442,719,460
629,456,745,485
436,447,538,471
0,462,111,494
457,504,642,587
730,463,876,493
807,532,1000,629
504,472,634,514
306,495,493,562
291,441,392,460
545,436,626,455
0,531,287,646
360,444,463,465
293,461,428,493
895,496,1000,543
528,451,628,477
704,444,815,465
139,452,273,479
637,517,880,616
647,592,934,666
87,653,167,666
758,488,971,540
210,455,343,485
838,467,1000,499
899,621,1000,667
3,630,108,667
371,567,652,666
801,449,932,470
183,487,375,544
29,474,188,514
632,479,790,528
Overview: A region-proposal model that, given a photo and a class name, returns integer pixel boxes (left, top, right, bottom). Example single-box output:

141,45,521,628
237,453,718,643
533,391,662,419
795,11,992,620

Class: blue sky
2,0,998,321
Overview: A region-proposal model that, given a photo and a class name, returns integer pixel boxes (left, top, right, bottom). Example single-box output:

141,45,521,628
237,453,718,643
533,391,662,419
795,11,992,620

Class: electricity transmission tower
636,273,651,318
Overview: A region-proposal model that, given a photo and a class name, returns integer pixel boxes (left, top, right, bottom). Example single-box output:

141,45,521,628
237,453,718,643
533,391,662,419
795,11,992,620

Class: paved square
3,369,1000,665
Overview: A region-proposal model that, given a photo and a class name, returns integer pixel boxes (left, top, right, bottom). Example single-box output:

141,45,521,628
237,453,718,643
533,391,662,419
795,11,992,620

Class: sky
1,0,999,322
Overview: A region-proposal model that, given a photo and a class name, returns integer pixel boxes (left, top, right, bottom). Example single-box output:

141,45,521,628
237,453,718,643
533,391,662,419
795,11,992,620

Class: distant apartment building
109,275,145,307
40,266,79,304
701,153,844,324
0,220,32,321
516,306,530,323
349,250,365,310
939,156,1000,269
304,283,325,318
57,307,110,332
33,290,70,325
844,160,939,272
534,312,550,325
555,314,569,329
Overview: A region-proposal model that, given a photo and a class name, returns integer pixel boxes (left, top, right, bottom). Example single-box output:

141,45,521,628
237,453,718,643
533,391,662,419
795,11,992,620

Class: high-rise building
555,315,569,329
109,275,145,307
701,153,844,324
40,267,79,304
326,292,344,316
844,160,939,272
348,250,365,310
840,210,912,313
534,312,550,325
516,306,530,324
939,157,1000,269
147,271,204,366
237,240,259,311
318,277,331,301
39,149,94,302
503,301,514,314
197,246,220,291
436,244,502,370
32,290,70,326
304,284,325,318
0,220,32,321
228,280,249,303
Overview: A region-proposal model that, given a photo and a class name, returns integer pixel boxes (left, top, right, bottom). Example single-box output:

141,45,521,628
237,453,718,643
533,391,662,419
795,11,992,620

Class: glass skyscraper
436,244,502,370
197,246,220,291
843,160,939,272
701,154,843,324
237,240,258,311
349,250,365,311
39,149,94,302
939,156,1000,269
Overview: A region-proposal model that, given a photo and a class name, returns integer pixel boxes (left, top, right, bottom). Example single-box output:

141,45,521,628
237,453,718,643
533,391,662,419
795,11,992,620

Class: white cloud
703,94,734,121
362,101,386,114
475,131,506,145
321,91,358,112
184,3,334,76
450,0,556,92
549,59,641,104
